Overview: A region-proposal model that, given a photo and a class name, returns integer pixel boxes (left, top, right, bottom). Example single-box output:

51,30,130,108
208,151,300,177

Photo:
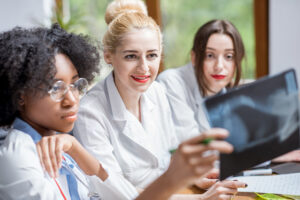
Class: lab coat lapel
125,93,159,159
105,73,158,159
190,64,211,132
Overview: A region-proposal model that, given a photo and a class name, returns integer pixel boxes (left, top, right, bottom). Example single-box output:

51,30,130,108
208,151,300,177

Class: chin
57,124,74,133
136,86,150,93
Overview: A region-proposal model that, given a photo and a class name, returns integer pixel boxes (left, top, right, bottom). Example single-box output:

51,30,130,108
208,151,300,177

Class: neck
206,90,216,97
114,76,142,121
206,87,223,97
19,115,56,137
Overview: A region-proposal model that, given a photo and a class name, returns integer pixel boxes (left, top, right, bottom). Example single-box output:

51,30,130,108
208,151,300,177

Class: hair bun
105,0,148,25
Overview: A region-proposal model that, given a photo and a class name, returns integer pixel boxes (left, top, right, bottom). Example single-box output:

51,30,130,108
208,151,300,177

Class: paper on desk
229,173,300,195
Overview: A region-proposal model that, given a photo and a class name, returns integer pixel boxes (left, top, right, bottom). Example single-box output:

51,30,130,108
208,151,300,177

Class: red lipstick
131,75,150,83
211,75,226,80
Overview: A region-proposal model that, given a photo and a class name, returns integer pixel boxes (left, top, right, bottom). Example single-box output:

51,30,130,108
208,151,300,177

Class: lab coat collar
13,117,42,144
188,63,203,106
105,72,156,121
105,72,159,160
106,72,128,121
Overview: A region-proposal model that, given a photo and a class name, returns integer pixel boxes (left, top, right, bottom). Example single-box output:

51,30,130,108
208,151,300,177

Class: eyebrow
53,74,79,82
122,49,159,54
72,74,79,80
206,47,234,51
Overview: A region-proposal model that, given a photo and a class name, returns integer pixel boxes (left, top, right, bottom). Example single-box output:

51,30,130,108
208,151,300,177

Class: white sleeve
73,109,139,200
0,132,60,200
87,170,138,200
157,77,200,143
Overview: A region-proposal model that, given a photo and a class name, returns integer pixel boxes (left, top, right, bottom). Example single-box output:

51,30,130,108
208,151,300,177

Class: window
161,0,255,79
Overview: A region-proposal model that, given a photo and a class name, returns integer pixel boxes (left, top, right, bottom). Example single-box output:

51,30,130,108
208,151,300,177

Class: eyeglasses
48,78,88,102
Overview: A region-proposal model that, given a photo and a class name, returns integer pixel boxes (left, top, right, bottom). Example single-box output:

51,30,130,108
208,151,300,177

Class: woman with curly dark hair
0,24,111,199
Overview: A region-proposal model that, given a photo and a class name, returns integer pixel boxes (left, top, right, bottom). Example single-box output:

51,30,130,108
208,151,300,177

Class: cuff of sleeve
87,170,139,200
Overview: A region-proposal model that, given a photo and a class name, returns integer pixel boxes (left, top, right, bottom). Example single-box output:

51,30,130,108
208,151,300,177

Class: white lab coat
157,63,211,143
0,122,127,200
0,129,88,200
73,72,179,199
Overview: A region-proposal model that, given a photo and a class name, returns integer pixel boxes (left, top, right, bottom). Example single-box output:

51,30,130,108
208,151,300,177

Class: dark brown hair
192,19,245,96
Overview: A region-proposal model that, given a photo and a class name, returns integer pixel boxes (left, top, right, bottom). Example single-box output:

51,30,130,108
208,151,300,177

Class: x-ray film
204,69,300,180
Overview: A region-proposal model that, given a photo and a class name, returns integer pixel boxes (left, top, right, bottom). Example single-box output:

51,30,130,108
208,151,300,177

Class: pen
242,168,272,176
169,137,213,155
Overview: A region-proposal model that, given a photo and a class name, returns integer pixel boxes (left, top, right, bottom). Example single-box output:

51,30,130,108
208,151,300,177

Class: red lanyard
53,156,67,200
54,178,67,200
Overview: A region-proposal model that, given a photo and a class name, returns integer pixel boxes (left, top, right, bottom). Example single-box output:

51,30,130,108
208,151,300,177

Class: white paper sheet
229,173,300,195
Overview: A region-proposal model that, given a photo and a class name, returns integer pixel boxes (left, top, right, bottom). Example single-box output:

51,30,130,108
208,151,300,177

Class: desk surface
179,186,256,200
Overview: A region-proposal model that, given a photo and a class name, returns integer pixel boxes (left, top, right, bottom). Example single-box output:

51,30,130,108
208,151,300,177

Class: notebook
203,69,300,180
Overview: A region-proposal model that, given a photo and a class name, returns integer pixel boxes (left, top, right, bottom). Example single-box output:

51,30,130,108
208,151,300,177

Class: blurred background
0,0,299,81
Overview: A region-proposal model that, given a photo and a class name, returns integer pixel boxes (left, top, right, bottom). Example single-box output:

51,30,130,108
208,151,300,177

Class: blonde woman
73,0,246,199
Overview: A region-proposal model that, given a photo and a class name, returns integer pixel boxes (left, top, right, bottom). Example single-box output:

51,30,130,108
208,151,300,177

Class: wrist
160,169,183,193
97,163,108,181
65,136,79,155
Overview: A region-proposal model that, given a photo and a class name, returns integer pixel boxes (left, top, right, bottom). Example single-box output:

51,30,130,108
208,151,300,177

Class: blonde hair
103,0,162,52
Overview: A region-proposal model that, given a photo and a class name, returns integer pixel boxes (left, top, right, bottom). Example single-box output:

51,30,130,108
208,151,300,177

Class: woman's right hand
166,128,234,189
36,134,108,181
36,134,76,178
200,180,247,200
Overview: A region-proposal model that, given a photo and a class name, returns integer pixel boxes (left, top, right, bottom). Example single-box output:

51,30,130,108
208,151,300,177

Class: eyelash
125,54,137,60
205,53,234,60
147,53,158,59
124,53,158,60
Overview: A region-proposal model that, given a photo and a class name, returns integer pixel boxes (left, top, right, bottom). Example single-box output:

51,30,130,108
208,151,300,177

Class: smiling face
20,54,80,136
200,33,235,95
104,28,161,97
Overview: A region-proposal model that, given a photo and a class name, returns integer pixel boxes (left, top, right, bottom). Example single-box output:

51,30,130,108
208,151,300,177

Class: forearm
136,171,183,200
67,139,108,181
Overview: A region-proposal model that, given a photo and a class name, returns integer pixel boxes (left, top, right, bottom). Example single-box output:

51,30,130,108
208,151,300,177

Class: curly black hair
0,24,100,127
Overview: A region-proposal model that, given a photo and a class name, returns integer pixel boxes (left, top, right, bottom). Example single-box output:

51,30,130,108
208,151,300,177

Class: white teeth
133,76,149,80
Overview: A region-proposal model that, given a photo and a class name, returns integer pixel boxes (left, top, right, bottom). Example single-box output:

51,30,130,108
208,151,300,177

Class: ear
103,50,113,65
18,93,25,106
190,50,196,67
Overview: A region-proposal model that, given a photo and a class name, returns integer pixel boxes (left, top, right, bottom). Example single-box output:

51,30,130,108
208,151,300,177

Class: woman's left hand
272,150,300,163
194,168,219,189
36,134,76,178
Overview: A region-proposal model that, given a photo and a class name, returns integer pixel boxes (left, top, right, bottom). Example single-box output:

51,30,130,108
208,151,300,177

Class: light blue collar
13,117,42,144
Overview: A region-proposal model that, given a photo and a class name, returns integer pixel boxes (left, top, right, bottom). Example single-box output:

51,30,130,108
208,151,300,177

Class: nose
62,89,77,107
214,56,224,72
137,56,149,73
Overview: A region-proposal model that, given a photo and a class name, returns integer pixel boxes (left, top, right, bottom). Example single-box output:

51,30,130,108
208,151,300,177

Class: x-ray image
204,69,300,180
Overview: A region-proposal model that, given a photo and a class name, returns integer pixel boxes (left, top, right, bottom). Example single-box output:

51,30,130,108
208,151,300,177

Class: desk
178,185,256,200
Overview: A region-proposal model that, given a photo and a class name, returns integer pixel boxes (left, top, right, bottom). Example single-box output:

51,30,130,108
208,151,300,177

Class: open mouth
131,75,151,83
211,74,226,80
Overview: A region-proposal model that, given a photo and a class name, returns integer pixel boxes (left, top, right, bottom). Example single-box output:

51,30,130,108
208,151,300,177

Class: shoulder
157,63,193,89
0,129,36,153
0,129,38,162
146,81,167,98
81,78,106,106
0,129,43,183
157,66,182,83
79,78,110,116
